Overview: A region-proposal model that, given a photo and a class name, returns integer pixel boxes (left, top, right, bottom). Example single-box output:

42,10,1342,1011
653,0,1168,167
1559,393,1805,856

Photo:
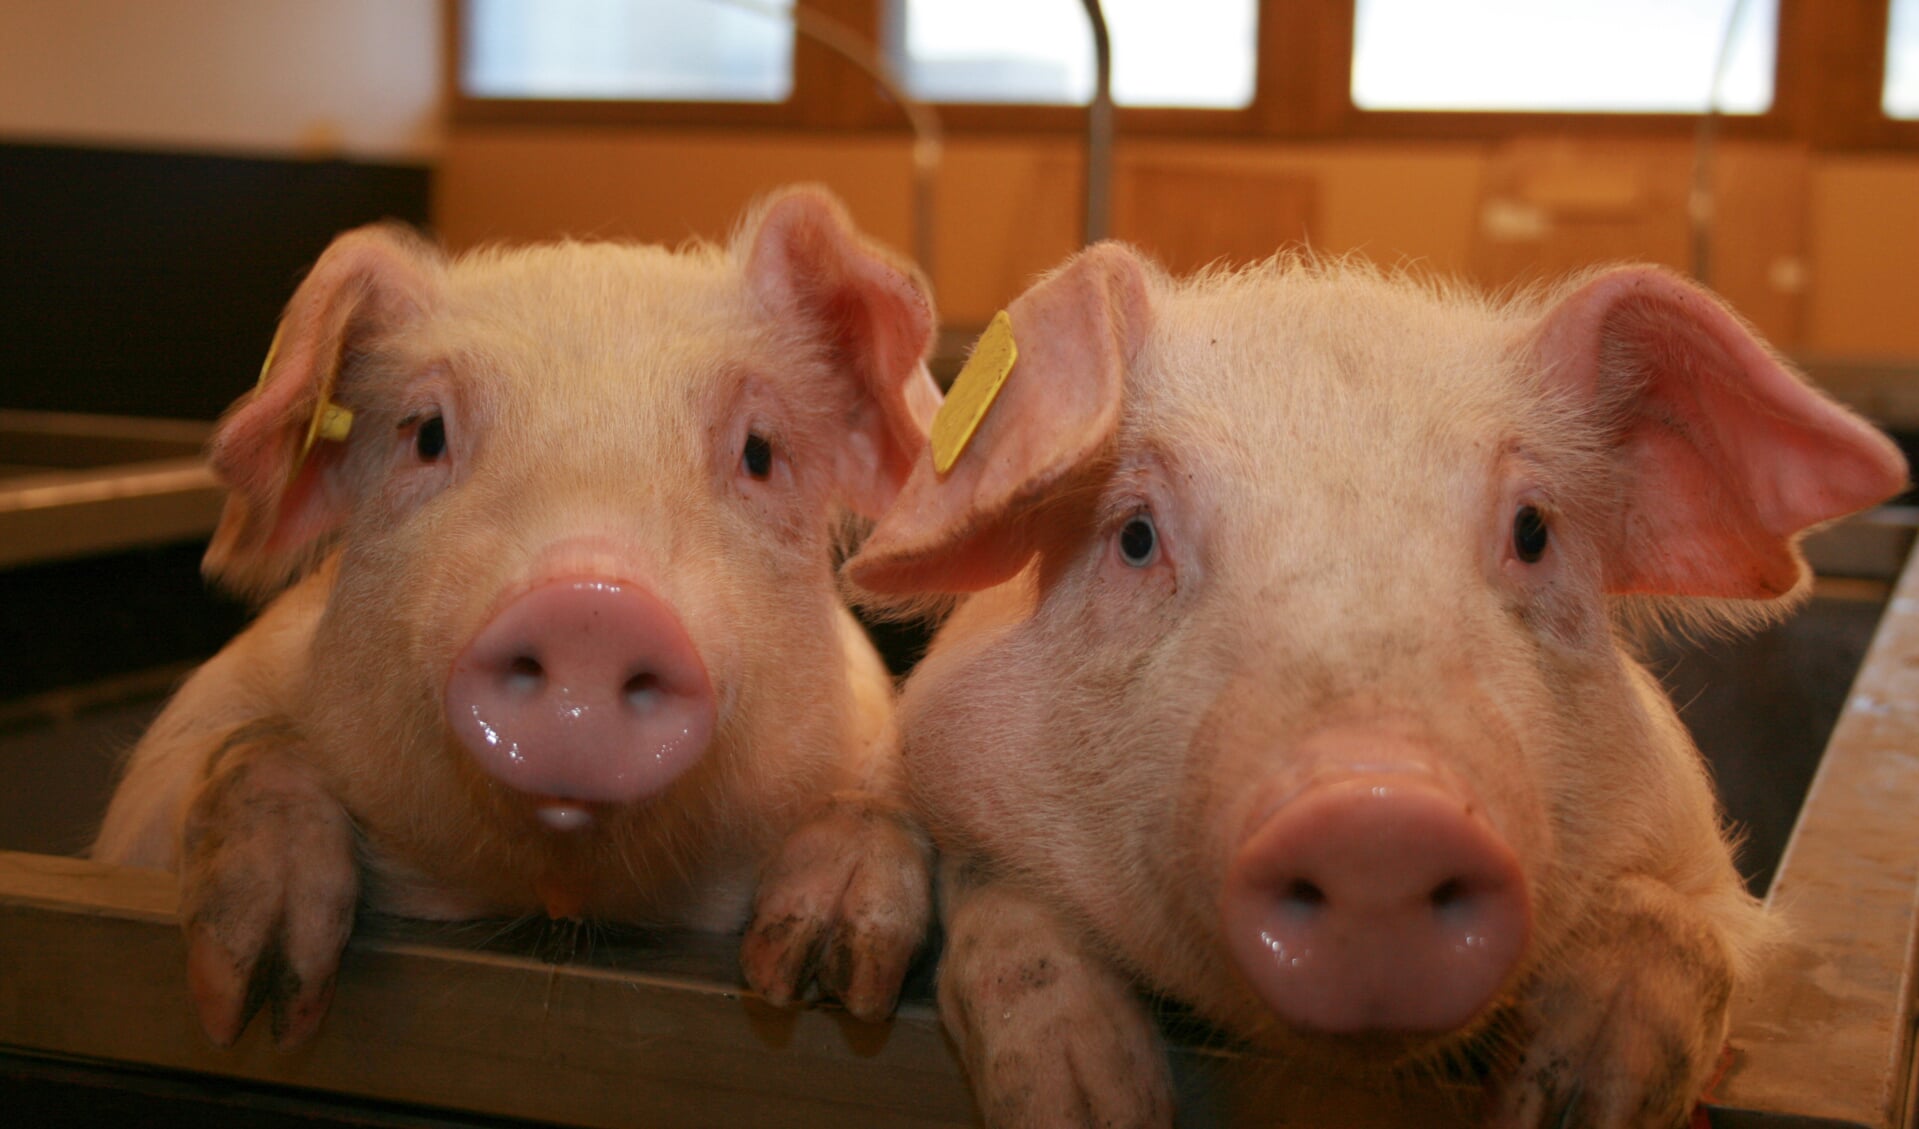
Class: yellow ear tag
254,325,355,470
304,399,355,453
931,309,1018,475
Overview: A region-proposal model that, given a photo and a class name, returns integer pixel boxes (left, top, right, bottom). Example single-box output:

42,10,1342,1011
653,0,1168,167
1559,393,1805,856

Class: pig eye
1513,505,1549,563
1117,514,1158,567
741,432,773,479
414,416,447,462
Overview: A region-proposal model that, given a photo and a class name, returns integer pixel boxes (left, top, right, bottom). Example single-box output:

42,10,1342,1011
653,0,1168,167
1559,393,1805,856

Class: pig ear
744,187,941,519
846,242,1151,594
202,224,439,598
1534,267,1907,600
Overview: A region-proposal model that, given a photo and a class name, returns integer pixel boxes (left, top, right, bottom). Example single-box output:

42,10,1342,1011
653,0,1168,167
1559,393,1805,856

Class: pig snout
1220,741,1529,1036
446,577,715,827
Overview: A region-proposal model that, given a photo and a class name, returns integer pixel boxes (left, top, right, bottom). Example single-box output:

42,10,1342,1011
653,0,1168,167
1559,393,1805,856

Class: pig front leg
1489,875,1737,1129
179,718,359,1050
741,790,933,1021
936,859,1174,1129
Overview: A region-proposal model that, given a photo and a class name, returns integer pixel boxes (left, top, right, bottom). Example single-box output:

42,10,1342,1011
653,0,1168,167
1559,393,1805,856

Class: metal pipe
1690,0,1756,286
1080,0,1114,246
713,0,944,279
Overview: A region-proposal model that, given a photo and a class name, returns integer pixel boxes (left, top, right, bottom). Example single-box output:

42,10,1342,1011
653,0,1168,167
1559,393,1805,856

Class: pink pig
847,245,1906,1127
93,187,937,1048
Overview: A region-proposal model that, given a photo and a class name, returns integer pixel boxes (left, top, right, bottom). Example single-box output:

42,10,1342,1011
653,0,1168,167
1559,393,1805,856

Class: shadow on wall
0,142,430,420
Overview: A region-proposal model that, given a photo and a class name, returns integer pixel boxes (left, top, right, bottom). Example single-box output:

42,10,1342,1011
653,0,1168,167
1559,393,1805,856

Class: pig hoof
936,871,1174,1129
1492,1035,1699,1129
741,795,932,1022
946,950,1174,1129
180,729,359,1049
1490,880,1735,1129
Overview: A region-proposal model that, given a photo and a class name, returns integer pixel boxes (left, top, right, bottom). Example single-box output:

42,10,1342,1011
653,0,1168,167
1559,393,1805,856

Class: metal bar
1080,0,1113,245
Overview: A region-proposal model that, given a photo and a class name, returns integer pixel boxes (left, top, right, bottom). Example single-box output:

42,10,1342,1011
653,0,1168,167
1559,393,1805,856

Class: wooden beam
1712,524,1919,1128
0,853,973,1128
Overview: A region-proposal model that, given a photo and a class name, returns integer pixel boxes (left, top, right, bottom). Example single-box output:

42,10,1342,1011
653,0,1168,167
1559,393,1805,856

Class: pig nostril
1278,878,1328,920
1430,877,1467,909
623,672,662,711
1430,877,1487,926
505,655,544,694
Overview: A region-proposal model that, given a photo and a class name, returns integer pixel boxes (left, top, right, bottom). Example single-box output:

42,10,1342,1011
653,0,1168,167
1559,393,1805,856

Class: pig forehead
427,243,769,367
1128,272,1534,490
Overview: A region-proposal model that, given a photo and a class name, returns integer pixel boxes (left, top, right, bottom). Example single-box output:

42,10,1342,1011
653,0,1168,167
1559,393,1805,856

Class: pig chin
442,563,721,832
1243,1015,1513,1073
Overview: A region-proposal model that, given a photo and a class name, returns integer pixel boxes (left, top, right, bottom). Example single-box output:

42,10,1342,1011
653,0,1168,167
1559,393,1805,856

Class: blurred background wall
0,0,439,705
0,0,440,419
3,0,1917,425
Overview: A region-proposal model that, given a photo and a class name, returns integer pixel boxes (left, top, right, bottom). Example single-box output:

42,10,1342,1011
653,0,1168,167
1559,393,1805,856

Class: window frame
445,0,1919,149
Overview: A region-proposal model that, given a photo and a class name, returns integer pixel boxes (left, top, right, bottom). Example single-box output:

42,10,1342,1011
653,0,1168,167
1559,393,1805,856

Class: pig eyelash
1512,504,1549,563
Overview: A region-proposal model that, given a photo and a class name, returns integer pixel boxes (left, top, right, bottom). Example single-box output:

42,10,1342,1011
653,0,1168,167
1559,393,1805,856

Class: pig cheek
1509,577,1592,649
1500,530,1608,652
717,413,825,550
1098,557,1179,611
1074,531,1185,640
733,488,814,550
330,498,500,739
356,433,459,536
1052,579,1222,908
380,465,454,517
697,492,835,715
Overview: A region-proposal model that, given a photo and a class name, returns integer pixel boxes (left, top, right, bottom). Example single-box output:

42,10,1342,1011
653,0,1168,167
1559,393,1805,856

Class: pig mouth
526,796,607,833
1241,995,1523,1074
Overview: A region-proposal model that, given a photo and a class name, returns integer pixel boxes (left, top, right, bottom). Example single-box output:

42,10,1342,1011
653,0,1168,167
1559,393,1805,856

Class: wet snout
1220,728,1530,1034
445,575,715,828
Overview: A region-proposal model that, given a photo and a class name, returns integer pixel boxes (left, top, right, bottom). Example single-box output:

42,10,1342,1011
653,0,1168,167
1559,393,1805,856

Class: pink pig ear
846,241,1152,594
744,186,941,519
202,224,439,598
1534,267,1907,600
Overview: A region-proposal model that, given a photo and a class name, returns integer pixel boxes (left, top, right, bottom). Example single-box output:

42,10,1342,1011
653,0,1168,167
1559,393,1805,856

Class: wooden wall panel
433,128,918,253
1470,139,1695,288
437,128,1913,355
927,141,1085,327
435,130,1088,328
1469,138,1810,346
1807,159,1919,356
1711,144,1812,347
1302,147,1485,276
439,131,1498,327
1115,160,1316,275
